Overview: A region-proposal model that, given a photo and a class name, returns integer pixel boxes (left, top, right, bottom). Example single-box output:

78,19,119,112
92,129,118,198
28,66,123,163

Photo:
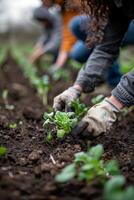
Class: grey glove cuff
68,87,81,97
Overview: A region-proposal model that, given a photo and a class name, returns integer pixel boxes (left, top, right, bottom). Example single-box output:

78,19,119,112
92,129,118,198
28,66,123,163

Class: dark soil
0,56,134,200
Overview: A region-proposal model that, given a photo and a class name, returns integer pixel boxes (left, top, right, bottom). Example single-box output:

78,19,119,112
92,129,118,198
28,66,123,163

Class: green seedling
55,144,119,183
8,123,17,129
91,94,105,105
71,99,88,118
104,175,134,200
43,100,88,141
52,68,70,81
2,90,15,110
0,146,7,157
69,59,82,70
2,89,9,105
44,111,78,140
121,106,134,116
46,131,53,143
36,75,50,105
12,49,51,105
0,47,7,65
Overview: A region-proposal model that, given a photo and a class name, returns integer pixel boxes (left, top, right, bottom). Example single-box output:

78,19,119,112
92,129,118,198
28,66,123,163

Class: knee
69,16,81,37
70,51,88,63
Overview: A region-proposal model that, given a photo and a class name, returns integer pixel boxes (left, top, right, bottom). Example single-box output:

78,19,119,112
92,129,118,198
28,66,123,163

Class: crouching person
30,3,61,64
53,0,134,136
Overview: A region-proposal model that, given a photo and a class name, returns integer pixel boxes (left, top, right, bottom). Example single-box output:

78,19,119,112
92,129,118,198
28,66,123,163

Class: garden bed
0,55,134,200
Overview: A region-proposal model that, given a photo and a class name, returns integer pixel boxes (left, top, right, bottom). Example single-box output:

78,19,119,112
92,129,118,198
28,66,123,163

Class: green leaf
91,95,104,105
104,175,125,194
46,132,53,143
43,112,55,125
89,144,104,159
71,100,88,118
124,186,134,200
8,123,17,129
105,160,120,175
2,90,8,100
57,129,66,139
0,146,7,156
70,118,78,128
74,152,89,163
52,69,70,81
55,111,73,133
55,164,76,182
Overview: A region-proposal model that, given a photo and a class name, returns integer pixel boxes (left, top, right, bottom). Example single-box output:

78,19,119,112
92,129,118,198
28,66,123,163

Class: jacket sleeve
75,16,130,93
42,15,61,53
112,69,134,106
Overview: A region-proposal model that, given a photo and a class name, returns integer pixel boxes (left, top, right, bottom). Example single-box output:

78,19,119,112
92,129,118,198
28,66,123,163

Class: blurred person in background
53,0,134,137
49,0,80,72
30,2,61,64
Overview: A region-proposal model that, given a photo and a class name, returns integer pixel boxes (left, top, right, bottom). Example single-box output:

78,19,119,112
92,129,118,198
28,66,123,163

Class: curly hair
67,0,109,47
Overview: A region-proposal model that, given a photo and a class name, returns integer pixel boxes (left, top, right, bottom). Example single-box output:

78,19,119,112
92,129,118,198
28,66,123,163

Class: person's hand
53,87,81,112
73,98,120,137
29,47,44,64
49,64,61,75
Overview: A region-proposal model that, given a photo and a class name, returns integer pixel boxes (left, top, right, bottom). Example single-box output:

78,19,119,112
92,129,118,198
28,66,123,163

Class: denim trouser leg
70,41,92,63
107,21,134,86
69,15,92,63
123,20,134,46
69,15,89,41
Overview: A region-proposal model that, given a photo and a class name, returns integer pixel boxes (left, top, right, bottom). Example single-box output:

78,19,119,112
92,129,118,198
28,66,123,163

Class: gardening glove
53,87,81,112
49,64,61,75
73,98,120,137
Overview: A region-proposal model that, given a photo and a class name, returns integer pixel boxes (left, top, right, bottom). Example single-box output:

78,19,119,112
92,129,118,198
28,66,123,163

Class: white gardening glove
73,98,120,137
53,87,81,112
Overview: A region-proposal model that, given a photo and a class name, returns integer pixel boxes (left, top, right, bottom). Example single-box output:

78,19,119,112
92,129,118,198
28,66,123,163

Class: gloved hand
49,64,60,75
53,87,81,112
73,98,120,137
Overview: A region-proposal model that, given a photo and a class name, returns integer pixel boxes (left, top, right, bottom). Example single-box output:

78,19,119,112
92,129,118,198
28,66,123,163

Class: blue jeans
69,16,134,86
69,15,92,63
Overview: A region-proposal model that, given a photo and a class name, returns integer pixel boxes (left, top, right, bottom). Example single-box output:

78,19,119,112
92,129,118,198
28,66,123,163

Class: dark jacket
75,0,134,106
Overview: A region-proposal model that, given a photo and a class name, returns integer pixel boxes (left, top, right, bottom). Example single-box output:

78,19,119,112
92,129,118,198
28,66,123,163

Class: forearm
55,51,69,67
75,18,129,93
75,47,118,93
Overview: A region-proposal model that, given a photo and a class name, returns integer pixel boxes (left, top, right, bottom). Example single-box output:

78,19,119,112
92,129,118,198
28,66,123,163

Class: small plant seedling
2,89,9,105
55,144,119,183
12,49,51,105
69,59,82,70
43,100,88,141
91,94,104,105
8,123,17,129
46,132,53,143
44,111,78,141
33,75,51,105
0,146,7,157
121,106,134,116
2,90,15,110
71,99,88,118
104,175,134,200
52,69,70,81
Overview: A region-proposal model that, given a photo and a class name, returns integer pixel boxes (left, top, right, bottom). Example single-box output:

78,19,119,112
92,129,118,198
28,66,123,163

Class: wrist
107,95,124,110
68,86,82,97
73,84,83,93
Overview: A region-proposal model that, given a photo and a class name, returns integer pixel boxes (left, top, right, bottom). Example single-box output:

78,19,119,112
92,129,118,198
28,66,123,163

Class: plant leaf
55,164,76,182
0,146,7,156
89,144,104,159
